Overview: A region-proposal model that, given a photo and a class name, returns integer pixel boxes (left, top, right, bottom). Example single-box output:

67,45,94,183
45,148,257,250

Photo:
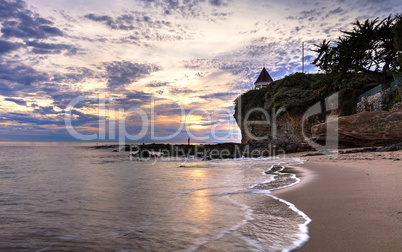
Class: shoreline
275,150,402,251
89,142,402,250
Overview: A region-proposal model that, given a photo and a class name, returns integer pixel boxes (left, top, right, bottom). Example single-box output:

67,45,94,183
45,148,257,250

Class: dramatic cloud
286,9,323,21
0,40,23,54
0,0,400,142
0,0,26,20
326,7,347,18
84,13,173,31
0,60,49,86
136,0,232,18
199,91,238,100
103,61,161,88
25,41,78,55
4,98,27,106
0,0,63,39
209,0,231,6
84,12,196,43
51,67,97,84
146,81,169,87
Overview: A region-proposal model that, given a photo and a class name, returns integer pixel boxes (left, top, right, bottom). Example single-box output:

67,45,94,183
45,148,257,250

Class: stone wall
356,88,391,113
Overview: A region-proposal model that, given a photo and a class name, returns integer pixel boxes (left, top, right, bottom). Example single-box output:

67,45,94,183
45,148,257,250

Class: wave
222,159,311,251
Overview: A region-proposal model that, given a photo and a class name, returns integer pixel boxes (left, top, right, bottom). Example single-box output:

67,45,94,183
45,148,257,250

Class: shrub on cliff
234,72,381,119
234,88,267,118
264,73,316,110
311,72,378,97
234,73,317,119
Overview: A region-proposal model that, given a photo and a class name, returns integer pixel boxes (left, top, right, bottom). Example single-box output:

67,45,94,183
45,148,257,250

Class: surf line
249,161,312,251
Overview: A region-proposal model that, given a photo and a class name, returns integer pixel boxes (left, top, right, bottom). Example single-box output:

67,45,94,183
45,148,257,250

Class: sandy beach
276,150,402,251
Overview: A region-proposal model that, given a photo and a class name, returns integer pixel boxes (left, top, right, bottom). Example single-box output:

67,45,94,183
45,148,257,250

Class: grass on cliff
234,72,382,118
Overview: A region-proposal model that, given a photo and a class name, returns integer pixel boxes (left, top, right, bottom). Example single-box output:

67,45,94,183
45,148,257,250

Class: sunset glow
0,0,400,142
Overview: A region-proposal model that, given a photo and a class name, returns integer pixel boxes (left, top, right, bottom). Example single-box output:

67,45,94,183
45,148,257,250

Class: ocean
0,142,310,251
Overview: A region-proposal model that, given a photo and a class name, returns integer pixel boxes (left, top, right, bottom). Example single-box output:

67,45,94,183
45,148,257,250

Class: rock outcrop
311,106,402,147
234,106,326,152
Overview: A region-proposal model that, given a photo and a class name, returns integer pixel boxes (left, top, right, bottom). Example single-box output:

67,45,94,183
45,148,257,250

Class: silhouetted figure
188,137,190,145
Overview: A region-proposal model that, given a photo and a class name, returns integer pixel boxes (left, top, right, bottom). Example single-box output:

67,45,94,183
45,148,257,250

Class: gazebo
254,67,273,89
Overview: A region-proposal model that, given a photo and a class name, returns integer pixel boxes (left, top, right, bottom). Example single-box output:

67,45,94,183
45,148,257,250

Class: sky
0,0,400,143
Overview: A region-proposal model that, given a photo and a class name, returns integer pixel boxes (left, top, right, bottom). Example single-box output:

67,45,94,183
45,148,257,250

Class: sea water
0,142,310,251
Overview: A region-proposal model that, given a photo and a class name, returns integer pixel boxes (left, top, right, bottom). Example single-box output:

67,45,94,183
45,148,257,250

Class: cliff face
235,102,402,150
234,105,327,151
233,73,328,151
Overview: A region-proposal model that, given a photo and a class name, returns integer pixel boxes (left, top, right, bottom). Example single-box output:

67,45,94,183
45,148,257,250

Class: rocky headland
233,72,402,152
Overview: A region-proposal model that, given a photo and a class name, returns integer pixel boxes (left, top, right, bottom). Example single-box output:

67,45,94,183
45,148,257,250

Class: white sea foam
247,158,311,251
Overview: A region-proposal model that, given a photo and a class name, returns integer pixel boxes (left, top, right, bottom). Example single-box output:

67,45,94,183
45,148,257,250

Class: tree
311,39,332,72
392,14,402,70
312,15,400,79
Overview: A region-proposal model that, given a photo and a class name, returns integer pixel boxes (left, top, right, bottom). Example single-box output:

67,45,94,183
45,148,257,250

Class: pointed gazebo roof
254,67,273,84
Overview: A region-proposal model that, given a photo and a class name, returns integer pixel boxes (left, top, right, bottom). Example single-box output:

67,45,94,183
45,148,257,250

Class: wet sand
276,150,402,251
